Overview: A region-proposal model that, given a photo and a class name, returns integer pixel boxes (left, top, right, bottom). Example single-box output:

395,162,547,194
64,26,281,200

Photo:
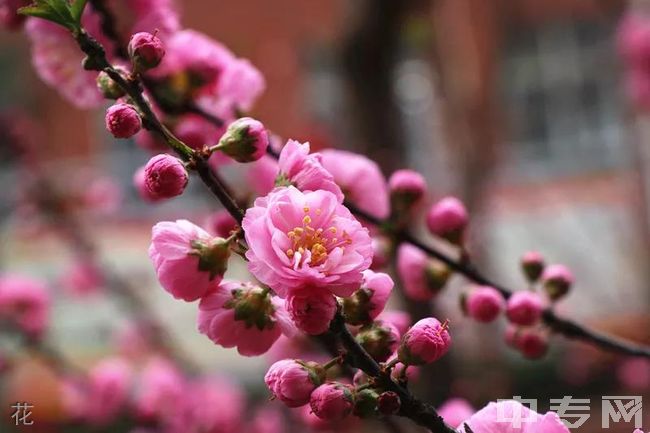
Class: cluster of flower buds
460,251,574,359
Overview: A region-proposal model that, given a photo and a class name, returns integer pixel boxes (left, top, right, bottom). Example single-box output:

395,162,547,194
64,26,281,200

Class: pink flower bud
521,251,545,283
389,169,427,215
149,220,229,301
356,320,400,363
541,264,574,301
517,329,549,359
389,357,420,382
506,291,544,326
379,310,411,336
377,391,401,415
105,103,142,138
144,154,189,200
217,117,269,162
398,317,451,366
342,270,393,326
426,196,468,244
265,359,323,408
286,289,337,335
128,32,165,70
397,244,450,301
466,286,505,323
133,166,161,202
310,383,355,421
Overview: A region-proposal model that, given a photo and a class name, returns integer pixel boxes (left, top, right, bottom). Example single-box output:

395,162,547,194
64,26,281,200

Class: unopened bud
353,388,379,418
144,154,188,200
521,251,545,283
128,32,165,71
377,391,401,415
105,103,142,138
96,68,127,100
541,264,574,301
216,117,269,162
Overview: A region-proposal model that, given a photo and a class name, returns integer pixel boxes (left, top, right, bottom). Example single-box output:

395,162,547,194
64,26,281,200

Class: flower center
285,207,351,267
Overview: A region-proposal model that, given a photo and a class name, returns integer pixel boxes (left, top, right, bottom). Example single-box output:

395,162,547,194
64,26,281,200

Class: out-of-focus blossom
437,398,475,428
396,243,450,301
426,196,468,245
134,357,185,424
83,176,123,213
86,358,133,425
0,274,50,337
506,291,544,327
320,149,389,219
60,260,104,296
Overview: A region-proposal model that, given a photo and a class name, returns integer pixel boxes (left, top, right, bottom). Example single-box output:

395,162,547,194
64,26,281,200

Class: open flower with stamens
198,281,297,356
243,186,373,297
276,140,344,202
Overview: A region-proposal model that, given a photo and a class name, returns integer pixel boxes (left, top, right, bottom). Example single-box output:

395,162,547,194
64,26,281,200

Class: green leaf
17,0,78,31
70,0,87,23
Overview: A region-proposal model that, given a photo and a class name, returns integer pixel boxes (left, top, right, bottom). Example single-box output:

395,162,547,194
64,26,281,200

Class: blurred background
1,0,649,432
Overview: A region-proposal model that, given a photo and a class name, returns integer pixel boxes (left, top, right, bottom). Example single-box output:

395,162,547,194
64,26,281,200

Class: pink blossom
127,0,180,37
342,269,393,325
24,18,107,108
389,169,427,204
0,274,50,337
60,260,104,296
134,357,185,423
437,398,475,428
466,286,505,323
276,140,344,201
149,220,228,301
396,244,449,301
106,103,142,138
521,251,545,282
320,149,389,219
458,400,568,433
379,310,411,336
216,117,269,162
398,317,451,365
541,264,574,300
265,359,323,408
86,358,133,425
517,329,549,360
198,281,296,356
128,32,165,71
144,154,188,199
243,186,373,297
426,196,468,244
113,321,154,360
506,291,544,326
310,383,354,421
217,58,266,113
286,288,337,335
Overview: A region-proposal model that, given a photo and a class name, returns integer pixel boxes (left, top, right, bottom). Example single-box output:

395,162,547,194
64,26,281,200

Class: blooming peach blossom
243,186,372,297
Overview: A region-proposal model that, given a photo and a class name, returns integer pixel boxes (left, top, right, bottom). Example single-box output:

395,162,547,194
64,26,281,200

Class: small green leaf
70,0,87,23
17,0,78,31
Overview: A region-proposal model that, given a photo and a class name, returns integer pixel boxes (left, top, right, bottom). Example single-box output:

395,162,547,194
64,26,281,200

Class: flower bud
265,359,324,408
310,383,355,421
425,261,452,294
96,69,126,99
377,391,401,415
517,329,549,359
356,321,400,363
541,264,574,301
465,286,505,323
342,270,393,326
144,154,189,200
128,32,165,71
426,196,468,244
506,291,544,326
286,289,337,335
520,251,545,283
105,103,142,138
353,388,379,418
398,317,451,366
389,359,420,382
389,169,427,215
216,117,269,162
